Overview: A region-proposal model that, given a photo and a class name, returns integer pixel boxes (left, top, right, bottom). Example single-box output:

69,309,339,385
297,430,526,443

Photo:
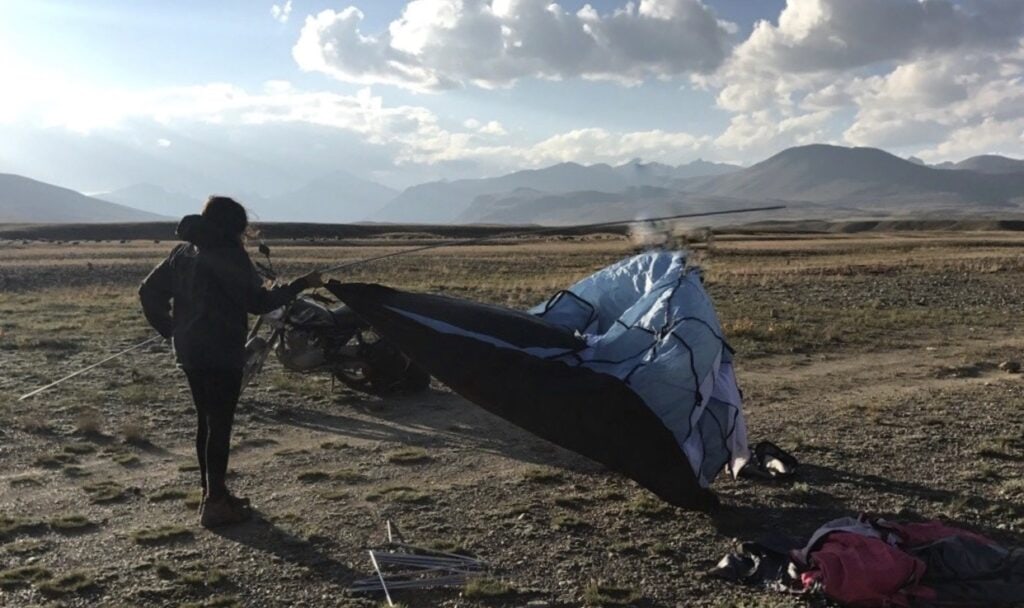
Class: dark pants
184,368,243,500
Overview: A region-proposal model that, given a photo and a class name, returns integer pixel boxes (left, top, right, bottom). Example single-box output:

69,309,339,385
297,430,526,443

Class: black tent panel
327,281,715,510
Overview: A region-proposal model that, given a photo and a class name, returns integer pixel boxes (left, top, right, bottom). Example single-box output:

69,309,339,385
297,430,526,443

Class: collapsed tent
326,251,749,510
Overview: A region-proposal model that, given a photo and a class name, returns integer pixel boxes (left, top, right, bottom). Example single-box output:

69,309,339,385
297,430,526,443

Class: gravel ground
1,232,1023,607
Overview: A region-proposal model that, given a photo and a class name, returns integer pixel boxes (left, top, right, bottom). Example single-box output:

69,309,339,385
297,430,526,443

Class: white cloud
697,0,1024,161
478,120,507,136
271,0,293,24
520,127,711,166
731,0,1024,76
293,0,736,91
156,138,172,148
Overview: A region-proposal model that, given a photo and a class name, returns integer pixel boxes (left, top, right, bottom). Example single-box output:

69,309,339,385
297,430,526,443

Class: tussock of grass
2,539,50,556
49,514,95,532
37,571,97,597
333,468,369,483
386,448,432,465
626,495,670,518
365,486,432,504
148,487,189,503
8,475,43,488
1000,478,1024,500
184,490,204,510
120,421,148,444
13,337,80,352
554,496,586,510
962,465,1001,483
0,515,44,540
298,468,367,484
978,436,1024,461
74,408,102,435
112,452,141,467
552,514,590,532
273,447,310,457
582,581,640,607
235,437,279,450
82,480,129,503
62,465,91,478
131,524,193,546
320,440,349,450
35,452,78,468
320,490,350,502
179,596,241,608
595,490,627,502
521,467,564,485
120,385,149,405
0,565,53,590
463,577,514,598
296,470,330,483
62,442,97,455
153,562,226,587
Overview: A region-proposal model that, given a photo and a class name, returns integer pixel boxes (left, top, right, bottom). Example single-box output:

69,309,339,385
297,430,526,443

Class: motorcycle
240,244,431,395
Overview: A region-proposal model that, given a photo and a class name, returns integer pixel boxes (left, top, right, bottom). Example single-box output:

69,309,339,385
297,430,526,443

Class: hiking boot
200,495,252,528
226,493,252,514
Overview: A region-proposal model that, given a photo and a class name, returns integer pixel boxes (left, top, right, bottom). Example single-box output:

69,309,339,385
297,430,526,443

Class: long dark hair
202,196,249,245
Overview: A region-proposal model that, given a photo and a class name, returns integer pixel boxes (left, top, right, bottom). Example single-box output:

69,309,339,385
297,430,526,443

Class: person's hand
299,271,324,289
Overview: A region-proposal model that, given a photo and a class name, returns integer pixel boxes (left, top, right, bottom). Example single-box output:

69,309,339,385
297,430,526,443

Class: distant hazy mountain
373,162,628,223
374,159,741,223
258,170,398,223
457,186,683,224
456,145,1024,225
935,155,1024,174
686,145,1024,209
613,158,739,186
0,174,166,223
98,183,199,219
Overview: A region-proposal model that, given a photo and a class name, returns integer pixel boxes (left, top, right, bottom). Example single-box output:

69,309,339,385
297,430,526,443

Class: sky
1,0,1022,196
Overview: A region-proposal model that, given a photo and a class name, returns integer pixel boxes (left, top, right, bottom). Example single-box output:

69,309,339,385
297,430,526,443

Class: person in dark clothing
139,196,322,527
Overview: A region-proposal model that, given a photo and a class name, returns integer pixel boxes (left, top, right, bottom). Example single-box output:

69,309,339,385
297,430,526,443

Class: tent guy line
16,204,784,402
17,336,162,401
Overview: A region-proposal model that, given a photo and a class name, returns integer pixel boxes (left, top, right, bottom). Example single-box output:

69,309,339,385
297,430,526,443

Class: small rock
998,360,1021,373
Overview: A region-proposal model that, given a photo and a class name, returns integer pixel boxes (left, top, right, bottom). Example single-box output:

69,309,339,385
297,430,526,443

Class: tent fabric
530,251,750,485
326,251,748,509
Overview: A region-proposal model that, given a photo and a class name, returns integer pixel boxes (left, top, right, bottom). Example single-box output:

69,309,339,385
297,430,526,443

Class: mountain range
3,146,1024,225
0,174,166,223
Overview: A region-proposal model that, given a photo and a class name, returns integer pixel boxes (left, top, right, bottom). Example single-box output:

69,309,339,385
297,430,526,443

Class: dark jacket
139,216,304,370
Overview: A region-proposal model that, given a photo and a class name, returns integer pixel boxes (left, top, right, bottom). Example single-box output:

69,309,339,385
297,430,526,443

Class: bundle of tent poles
17,204,784,402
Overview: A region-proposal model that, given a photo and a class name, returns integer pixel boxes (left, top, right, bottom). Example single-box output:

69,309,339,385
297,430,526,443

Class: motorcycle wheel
333,339,431,395
333,364,375,394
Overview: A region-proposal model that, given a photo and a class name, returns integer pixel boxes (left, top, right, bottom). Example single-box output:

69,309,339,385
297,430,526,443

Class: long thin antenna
320,204,785,273
18,336,162,401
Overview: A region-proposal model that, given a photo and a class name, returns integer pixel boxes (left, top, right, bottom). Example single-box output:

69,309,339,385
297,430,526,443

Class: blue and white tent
327,251,749,510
